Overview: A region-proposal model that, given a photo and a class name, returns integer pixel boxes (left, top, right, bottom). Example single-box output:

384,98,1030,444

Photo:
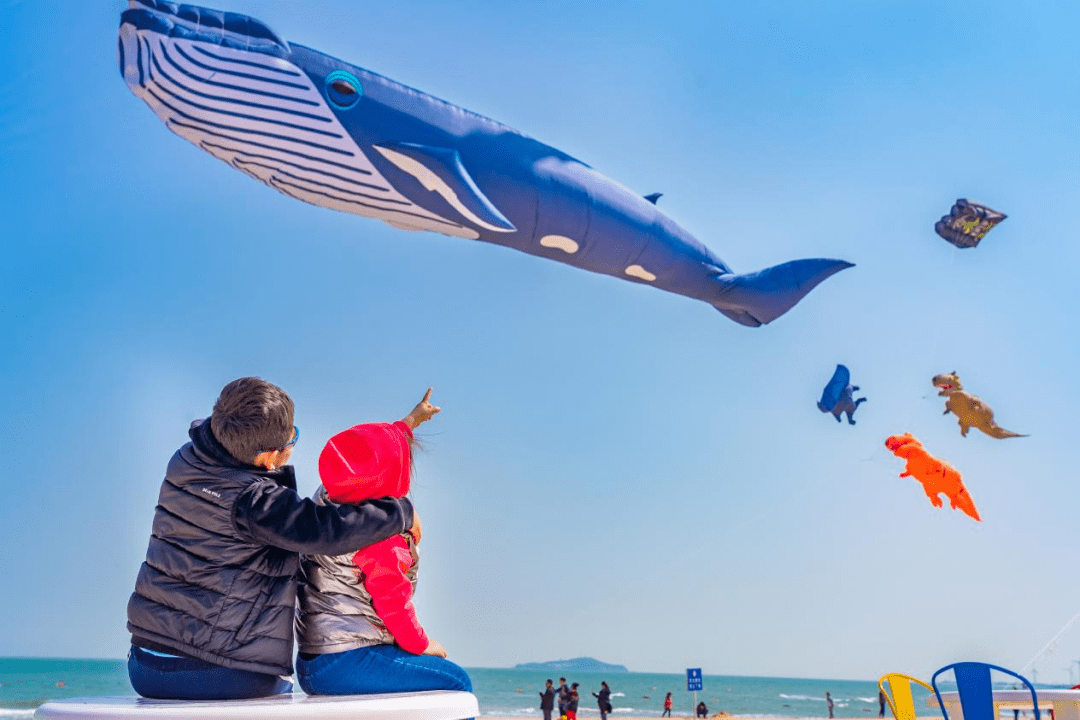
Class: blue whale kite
118,0,853,326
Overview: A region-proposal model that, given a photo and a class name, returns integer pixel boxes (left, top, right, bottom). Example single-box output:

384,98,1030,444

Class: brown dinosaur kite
932,372,1027,439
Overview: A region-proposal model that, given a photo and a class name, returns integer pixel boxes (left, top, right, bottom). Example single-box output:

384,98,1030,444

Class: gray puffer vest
296,486,419,655
127,419,301,677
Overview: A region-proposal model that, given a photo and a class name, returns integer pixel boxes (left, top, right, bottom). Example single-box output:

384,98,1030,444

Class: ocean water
0,657,1016,719
0,658,131,717
466,668,905,717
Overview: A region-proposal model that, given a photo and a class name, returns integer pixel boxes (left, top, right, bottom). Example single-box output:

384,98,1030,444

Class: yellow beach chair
879,673,937,720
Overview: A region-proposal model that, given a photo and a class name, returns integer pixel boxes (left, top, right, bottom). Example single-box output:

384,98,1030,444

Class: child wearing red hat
294,389,473,696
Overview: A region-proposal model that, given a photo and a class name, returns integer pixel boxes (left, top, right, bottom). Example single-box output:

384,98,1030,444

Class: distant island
513,657,629,673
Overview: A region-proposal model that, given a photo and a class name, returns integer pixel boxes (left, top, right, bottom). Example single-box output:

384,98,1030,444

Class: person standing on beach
566,682,581,720
557,678,571,718
540,679,556,720
663,691,673,717
827,691,835,718
593,681,613,720
879,689,887,717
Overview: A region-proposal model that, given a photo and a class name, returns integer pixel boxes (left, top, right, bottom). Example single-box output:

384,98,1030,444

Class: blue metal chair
931,662,1040,720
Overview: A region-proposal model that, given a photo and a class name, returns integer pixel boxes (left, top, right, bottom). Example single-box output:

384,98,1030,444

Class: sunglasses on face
261,426,299,454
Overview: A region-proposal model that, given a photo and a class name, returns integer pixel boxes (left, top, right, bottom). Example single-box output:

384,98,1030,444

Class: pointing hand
402,388,441,430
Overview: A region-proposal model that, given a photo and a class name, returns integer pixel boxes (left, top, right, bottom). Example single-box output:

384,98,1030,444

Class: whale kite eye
325,71,362,110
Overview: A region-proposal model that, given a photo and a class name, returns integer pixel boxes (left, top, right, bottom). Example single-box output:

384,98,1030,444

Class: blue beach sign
687,668,703,691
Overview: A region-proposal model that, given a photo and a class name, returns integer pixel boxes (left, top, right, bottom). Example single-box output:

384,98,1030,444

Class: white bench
33,691,479,720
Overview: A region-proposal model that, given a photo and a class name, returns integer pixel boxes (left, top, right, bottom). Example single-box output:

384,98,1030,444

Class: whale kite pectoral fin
710,258,854,327
644,193,663,205
373,142,516,233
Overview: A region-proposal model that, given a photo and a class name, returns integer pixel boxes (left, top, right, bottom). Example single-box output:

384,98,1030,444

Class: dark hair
547,679,553,684
210,377,294,463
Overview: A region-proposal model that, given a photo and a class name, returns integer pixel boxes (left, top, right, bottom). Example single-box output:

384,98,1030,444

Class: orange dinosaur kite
885,433,981,522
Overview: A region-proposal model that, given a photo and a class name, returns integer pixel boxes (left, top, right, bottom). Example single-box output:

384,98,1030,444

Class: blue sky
3,0,1080,683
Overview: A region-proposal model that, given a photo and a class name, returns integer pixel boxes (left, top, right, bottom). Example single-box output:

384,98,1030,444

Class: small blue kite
818,365,867,425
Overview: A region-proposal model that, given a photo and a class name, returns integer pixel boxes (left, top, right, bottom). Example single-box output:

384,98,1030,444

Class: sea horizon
0,656,885,684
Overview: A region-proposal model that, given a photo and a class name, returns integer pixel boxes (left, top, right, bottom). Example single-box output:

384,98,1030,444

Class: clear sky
3,0,1080,684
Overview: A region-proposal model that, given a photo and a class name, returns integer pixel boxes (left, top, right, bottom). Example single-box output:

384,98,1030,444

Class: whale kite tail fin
710,258,854,327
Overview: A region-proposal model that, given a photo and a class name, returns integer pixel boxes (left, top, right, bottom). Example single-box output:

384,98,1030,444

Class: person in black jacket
557,677,571,717
126,377,417,700
567,682,581,720
593,681,613,720
540,679,556,720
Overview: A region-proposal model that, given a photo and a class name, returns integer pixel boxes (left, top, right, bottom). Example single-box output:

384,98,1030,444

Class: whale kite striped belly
118,20,474,238
118,0,853,326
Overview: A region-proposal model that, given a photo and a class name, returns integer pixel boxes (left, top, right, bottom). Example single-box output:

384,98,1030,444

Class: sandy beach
482,717,833,720
478,717,934,720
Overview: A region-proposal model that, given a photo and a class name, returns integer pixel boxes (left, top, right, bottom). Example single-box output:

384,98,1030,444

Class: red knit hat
318,422,411,503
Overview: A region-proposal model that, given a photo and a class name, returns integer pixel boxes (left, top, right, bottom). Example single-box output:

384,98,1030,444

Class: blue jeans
296,644,473,696
128,645,293,700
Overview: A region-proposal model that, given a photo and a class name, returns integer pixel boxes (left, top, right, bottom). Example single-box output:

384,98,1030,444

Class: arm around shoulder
233,479,414,555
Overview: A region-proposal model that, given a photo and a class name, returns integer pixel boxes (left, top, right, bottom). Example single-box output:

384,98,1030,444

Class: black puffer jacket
127,419,414,676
